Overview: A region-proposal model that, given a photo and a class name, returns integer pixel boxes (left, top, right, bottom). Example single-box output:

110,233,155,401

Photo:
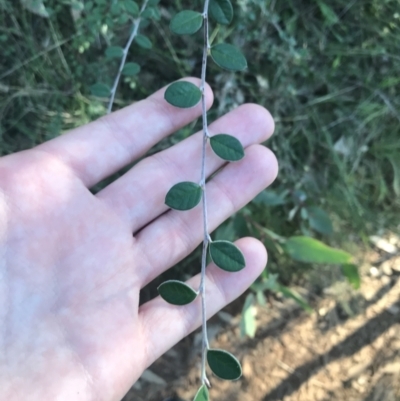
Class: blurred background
1,0,400,400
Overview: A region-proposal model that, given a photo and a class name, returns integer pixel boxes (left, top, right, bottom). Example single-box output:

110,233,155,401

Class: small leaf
123,0,139,15
209,240,245,272
122,62,141,76
90,83,110,97
210,134,244,161
207,349,242,380
341,264,361,290
135,34,152,49
240,293,257,338
158,280,198,305
285,236,352,264
170,10,203,35
164,81,202,108
111,2,121,15
317,0,339,25
256,290,267,306
141,7,160,20
105,46,124,59
279,285,312,313
209,0,233,25
306,206,333,235
193,385,209,401
165,181,202,211
252,190,288,206
21,0,49,17
211,43,247,71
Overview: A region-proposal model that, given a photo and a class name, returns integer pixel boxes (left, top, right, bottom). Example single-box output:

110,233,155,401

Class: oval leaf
341,264,361,289
105,46,124,59
285,236,352,264
209,0,233,25
158,280,198,305
207,349,242,380
170,10,203,35
135,34,152,49
90,83,110,97
211,43,247,71
209,240,245,272
193,385,209,401
306,206,333,235
210,134,244,161
165,181,202,211
164,81,202,108
123,0,139,15
122,62,141,76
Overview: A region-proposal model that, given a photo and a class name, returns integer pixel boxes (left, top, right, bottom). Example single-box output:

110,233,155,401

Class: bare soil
125,255,400,401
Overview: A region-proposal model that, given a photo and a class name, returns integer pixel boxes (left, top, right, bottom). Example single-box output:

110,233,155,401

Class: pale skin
0,78,277,401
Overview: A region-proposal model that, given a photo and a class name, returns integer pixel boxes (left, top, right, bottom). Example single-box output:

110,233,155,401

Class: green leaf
158,280,198,305
207,349,242,380
141,7,160,20
164,81,202,108
252,190,288,206
209,240,245,272
285,236,352,264
211,43,247,71
306,206,333,235
341,264,361,290
170,10,203,35
256,290,267,306
122,62,141,76
279,285,312,313
251,273,279,293
193,385,209,401
135,34,152,49
123,0,139,15
21,0,49,17
317,1,339,25
90,83,110,97
209,0,233,25
240,293,257,338
165,181,202,211
105,46,124,59
147,0,160,5
111,2,121,15
210,134,244,161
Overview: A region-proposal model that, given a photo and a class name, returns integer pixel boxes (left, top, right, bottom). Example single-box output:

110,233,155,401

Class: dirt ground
125,252,400,401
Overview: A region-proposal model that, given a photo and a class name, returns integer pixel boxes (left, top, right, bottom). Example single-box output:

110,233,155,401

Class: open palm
0,79,277,401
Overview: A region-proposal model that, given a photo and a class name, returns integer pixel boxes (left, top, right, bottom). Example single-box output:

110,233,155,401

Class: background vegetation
1,0,399,311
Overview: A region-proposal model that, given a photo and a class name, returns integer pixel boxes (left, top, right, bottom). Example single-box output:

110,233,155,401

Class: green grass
1,0,399,286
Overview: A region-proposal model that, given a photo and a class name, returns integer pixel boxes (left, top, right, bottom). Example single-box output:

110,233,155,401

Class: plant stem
199,0,211,388
107,0,149,114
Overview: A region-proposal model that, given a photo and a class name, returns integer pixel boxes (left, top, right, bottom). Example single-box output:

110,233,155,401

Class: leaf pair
158,242,245,305
170,0,233,36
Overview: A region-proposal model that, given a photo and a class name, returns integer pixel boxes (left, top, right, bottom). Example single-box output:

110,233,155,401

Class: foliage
160,0,246,394
1,0,399,366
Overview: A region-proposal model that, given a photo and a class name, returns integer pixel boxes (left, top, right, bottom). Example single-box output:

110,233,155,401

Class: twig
199,0,211,388
107,0,150,114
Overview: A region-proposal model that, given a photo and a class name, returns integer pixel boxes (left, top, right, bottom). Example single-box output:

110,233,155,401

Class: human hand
0,79,277,401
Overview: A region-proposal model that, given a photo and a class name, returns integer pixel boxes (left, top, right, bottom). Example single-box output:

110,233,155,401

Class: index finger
37,78,213,188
